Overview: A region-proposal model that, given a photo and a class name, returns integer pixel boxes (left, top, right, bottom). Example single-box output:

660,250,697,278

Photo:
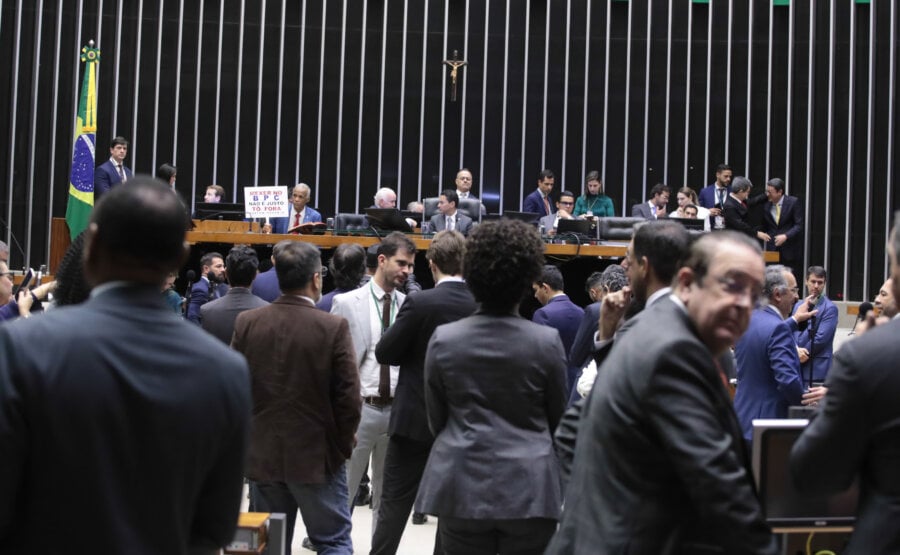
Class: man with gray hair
373,187,398,209
265,183,323,234
733,265,805,442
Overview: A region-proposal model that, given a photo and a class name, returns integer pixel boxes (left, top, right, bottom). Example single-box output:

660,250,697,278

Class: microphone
183,270,196,300
849,301,874,335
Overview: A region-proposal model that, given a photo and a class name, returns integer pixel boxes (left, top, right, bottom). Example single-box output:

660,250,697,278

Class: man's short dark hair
538,265,565,292
766,178,785,193
379,231,416,259
633,220,691,284
731,176,753,193
465,219,544,311
806,265,827,281
200,252,223,269
585,271,604,293
539,169,555,181
330,243,367,290
715,163,732,174
366,244,381,270
225,246,259,287
559,190,576,202
683,231,762,284
90,176,190,275
274,240,321,291
649,183,669,198
427,230,466,276
110,136,129,149
157,163,177,182
441,189,459,208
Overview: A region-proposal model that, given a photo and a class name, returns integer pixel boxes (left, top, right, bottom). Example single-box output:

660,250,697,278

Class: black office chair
597,217,646,241
333,213,369,235
422,197,440,222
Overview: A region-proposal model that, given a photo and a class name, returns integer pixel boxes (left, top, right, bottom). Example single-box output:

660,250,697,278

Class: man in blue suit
93,136,133,200
532,265,584,358
523,169,555,217
264,183,323,234
790,265,838,384
762,178,804,284
698,163,732,230
734,265,805,441
186,251,229,324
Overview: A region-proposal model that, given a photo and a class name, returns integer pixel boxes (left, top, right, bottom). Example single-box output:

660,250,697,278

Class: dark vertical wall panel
0,0,897,301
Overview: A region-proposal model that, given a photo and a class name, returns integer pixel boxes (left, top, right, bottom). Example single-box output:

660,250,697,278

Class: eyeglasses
0,272,12,279
715,275,763,308
559,201,575,206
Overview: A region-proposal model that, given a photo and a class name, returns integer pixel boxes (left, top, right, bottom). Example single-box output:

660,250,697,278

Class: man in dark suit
762,178,804,283
790,265,839,384
790,213,900,553
250,264,279,302
523,168,555,217
631,183,670,220
546,231,778,555
698,162,732,229
371,230,477,555
93,136,133,200
427,189,473,236
186,251,228,324
316,242,367,313
232,240,361,553
454,168,487,215
532,264,584,358
0,177,252,553
723,176,767,241
733,265,805,442
201,246,268,344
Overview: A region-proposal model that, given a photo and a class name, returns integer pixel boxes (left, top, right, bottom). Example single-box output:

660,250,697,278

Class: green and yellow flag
65,42,100,239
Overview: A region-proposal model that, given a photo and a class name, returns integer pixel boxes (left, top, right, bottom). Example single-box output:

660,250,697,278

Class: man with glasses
547,231,778,555
539,190,580,236
733,265,805,444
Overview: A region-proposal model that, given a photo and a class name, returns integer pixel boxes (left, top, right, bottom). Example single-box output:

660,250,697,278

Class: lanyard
369,281,396,331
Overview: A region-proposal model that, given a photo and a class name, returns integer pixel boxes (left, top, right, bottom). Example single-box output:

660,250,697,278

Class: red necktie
543,196,551,215
292,211,301,233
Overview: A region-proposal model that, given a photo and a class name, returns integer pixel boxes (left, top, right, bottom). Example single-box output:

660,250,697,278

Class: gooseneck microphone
849,301,874,336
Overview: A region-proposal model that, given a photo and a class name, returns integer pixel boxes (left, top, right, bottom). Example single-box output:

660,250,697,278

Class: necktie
651,205,657,218
292,211,301,231
379,294,392,399
447,215,455,231
543,196,551,216
117,164,126,182
717,189,724,207
775,204,781,224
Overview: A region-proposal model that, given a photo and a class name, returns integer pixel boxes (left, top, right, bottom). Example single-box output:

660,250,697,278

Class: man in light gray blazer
331,231,416,534
201,246,268,344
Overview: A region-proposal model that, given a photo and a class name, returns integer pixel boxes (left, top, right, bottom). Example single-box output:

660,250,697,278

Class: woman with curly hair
415,219,566,554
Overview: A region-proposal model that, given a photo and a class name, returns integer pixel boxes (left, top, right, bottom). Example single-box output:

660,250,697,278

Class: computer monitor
556,218,595,239
364,208,412,233
502,211,541,225
752,419,858,530
400,210,423,226
194,202,247,221
668,217,706,232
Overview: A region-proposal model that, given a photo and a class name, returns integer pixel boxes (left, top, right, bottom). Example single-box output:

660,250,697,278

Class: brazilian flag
65,43,100,239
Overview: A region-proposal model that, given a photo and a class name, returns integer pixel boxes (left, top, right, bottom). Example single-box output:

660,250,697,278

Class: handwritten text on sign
244,186,289,218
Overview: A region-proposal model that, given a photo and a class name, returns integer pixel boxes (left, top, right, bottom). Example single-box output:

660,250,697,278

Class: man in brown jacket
232,240,361,554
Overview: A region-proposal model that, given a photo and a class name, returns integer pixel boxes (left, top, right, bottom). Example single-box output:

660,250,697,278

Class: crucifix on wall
443,50,467,102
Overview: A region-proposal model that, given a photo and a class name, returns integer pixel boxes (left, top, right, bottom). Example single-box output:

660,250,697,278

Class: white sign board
244,186,289,218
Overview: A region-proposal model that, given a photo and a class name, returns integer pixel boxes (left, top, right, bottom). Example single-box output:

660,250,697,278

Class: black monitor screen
364,208,412,233
668,217,706,232
753,421,858,528
194,202,246,221
556,218,594,237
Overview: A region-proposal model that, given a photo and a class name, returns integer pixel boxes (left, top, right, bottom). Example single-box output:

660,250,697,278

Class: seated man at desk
427,189,473,236
263,183,323,234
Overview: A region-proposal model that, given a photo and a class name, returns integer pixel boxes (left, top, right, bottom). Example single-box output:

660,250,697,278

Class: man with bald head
454,168,487,216
0,177,251,553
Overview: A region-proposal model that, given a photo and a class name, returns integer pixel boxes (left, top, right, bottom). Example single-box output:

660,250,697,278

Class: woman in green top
573,170,615,218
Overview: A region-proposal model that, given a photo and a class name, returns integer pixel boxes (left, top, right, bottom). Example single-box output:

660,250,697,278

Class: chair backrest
422,197,440,221
597,217,646,241
457,197,482,221
333,213,369,235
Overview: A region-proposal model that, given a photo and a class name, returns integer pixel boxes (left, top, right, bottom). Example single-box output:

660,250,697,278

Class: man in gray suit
631,182,670,220
201,245,268,344
539,190,579,235
428,189,473,236
331,231,416,534
0,177,252,553
546,231,777,554
790,213,900,553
